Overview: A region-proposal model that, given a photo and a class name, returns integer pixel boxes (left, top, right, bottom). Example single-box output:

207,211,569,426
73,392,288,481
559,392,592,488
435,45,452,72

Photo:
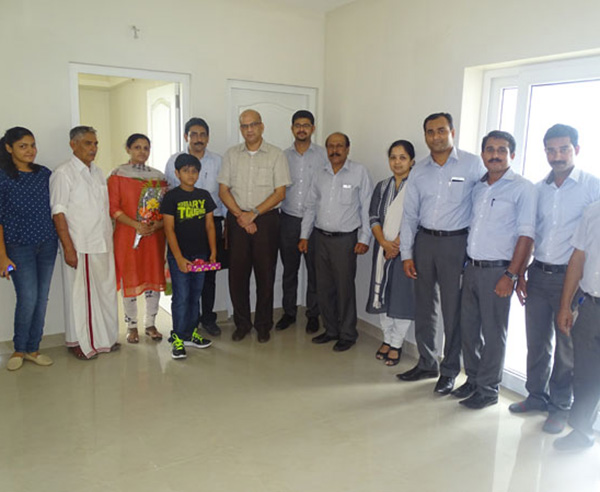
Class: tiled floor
1,309,598,492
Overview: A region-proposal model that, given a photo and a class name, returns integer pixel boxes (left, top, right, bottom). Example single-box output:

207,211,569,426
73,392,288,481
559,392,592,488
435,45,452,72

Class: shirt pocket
490,197,513,221
448,179,466,203
256,166,272,187
340,183,354,205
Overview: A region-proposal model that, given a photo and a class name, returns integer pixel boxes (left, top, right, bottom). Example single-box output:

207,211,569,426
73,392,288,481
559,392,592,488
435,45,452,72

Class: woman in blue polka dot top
0,127,58,371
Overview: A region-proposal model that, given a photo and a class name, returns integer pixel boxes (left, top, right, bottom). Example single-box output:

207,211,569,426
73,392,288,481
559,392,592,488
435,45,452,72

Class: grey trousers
315,230,358,342
524,266,574,411
460,264,511,397
569,295,600,437
413,231,466,377
279,212,319,319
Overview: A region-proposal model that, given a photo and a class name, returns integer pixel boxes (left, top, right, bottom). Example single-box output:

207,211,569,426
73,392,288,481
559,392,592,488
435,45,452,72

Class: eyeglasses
293,123,313,130
544,146,572,157
240,121,262,131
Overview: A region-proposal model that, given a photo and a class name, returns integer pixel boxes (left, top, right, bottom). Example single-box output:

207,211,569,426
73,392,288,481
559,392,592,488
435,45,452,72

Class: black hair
0,127,40,179
185,118,209,136
423,112,454,131
325,132,350,148
175,153,201,172
292,110,315,125
543,124,578,147
481,130,516,154
388,139,415,160
126,133,150,149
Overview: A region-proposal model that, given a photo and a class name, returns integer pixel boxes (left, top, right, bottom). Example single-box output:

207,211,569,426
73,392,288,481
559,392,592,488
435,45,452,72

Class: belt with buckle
467,257,510,268
584,292,600,304
420,227,469,237
532,259,567,274
315,228,356,237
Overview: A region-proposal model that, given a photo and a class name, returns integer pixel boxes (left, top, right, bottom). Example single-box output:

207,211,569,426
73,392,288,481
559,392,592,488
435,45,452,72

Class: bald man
218,110,291,343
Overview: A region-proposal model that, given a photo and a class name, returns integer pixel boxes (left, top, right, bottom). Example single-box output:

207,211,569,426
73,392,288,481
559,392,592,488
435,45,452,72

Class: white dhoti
62,251,118,358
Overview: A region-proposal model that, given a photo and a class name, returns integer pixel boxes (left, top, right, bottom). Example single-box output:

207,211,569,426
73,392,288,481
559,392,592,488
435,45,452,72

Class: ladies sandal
385,347,402,366
145,326,163,341
376,343,391,360
126,328,139,344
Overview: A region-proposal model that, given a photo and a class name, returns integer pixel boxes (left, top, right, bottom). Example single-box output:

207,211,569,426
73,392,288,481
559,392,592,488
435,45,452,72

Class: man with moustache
510,124,600,433
165,117,226,336
453,131,536,409
276,110,327,334
218,110,291,343
50,126,119,360
299,132,372,352
397,112,485,394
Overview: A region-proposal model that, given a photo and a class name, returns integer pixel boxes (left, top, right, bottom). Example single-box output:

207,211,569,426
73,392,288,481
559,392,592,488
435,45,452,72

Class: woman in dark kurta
366,140,416,366
108,134,168,343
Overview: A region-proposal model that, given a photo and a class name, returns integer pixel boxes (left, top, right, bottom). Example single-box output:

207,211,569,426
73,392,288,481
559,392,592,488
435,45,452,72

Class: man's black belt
467,257,510,268
532,259,567,274
315,228,357,237
584,292,600,305
420,227,469,237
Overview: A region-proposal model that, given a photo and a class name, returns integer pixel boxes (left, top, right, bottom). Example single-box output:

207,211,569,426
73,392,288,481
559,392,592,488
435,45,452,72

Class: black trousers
199,216,223,326
227,210,280,335
279,212,319,319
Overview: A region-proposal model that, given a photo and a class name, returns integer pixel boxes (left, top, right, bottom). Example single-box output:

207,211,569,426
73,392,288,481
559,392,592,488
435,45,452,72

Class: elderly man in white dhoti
50,126,119,360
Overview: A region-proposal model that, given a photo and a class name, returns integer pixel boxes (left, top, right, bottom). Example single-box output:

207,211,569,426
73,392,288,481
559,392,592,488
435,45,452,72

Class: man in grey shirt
397,112,485,395
276,110,327,334
299,132,372,352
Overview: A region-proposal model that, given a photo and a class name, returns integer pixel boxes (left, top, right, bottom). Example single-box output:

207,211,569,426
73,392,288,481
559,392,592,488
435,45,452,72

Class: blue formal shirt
300,159,373,245
467,168,536,261
571,201,600,296
164,148,226,217
534,168,600,265
0,166,57,245
400,147,485,260
282,142,328,218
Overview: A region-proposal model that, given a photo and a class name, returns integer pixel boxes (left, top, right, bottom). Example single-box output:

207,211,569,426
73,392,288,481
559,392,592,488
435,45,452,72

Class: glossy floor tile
1,308,598,492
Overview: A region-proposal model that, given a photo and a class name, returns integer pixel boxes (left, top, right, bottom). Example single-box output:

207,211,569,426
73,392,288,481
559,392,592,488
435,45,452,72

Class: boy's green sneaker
184,327,212,349
170,332,187,359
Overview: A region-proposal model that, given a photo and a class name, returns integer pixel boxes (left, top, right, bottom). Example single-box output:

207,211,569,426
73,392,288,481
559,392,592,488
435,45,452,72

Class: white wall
0,0,325,342
324,0,600,328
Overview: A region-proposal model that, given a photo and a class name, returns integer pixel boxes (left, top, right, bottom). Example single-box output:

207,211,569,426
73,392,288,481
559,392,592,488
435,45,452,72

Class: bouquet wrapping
133,181,165,249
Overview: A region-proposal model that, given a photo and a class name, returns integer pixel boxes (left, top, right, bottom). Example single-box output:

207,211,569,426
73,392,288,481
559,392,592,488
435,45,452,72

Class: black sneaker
202,322,221,336
171,332,187,359
184,327,212,349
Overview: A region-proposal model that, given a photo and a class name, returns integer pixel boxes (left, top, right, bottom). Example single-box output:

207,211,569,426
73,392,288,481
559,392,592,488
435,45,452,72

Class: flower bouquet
133,181,166,249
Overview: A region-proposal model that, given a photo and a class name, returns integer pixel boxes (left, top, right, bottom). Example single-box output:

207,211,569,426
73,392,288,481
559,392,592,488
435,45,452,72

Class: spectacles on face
293,123,313,130
484,146,510,156
240,121,262,131
544,146,572,157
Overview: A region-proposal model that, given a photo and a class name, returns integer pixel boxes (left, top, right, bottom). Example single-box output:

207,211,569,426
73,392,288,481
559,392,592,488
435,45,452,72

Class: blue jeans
167,254,206,339
7,238,58,353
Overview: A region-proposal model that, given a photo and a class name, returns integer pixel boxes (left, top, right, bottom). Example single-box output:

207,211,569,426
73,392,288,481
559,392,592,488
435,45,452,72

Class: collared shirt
164,148,226,217
300,159,373,245
50,155,113,254
534,167,600,265
218,140,291,211
467,168,536,261
571,201,600,296
282,142,328,218
400,148,485,260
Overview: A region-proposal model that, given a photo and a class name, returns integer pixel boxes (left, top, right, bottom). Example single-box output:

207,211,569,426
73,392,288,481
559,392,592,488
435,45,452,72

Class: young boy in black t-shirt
161,154,217,359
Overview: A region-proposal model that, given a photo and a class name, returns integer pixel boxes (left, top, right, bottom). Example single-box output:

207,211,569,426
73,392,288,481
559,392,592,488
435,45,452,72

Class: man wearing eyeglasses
510,124,600,434
218,110,291,343
276,110,328,334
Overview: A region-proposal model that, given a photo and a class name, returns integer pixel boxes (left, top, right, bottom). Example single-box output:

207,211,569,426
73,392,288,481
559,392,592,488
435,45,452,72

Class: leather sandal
126,328,139,344
145,326,163,341
376,343,390,360
385,346,402,366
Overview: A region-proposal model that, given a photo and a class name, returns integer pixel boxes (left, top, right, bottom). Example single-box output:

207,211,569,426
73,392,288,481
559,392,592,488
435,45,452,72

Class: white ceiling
275,0,357,13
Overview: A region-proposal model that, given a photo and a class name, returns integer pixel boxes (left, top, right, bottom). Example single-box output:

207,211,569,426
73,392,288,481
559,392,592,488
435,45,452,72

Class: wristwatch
504,270,519,282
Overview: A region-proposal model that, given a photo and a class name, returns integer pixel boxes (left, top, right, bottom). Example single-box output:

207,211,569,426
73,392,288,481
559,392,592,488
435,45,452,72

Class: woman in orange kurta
108,134,168,343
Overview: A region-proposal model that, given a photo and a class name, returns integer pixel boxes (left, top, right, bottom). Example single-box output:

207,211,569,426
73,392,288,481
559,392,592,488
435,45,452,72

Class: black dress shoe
434,376,455,395
396,365,439,381
275,314,296,331
312,333,338,344
257,332,271,343
333,339,355,352
306,317,320,334
232,329,248,341
459,392,498,409
451,381,477,399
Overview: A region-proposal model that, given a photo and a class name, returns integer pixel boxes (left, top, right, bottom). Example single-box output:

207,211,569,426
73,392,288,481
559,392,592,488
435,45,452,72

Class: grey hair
69,125,97,141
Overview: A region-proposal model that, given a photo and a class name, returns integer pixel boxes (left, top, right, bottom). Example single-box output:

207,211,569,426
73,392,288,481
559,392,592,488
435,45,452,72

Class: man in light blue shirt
510,124,600,434
276,110,328,334
299,132,372,352
453,131,536,409
164,117,226,336
397,112,485,395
